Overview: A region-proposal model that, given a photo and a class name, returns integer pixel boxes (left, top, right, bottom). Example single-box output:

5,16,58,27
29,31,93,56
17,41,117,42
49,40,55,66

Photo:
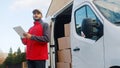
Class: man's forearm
31,35,50,42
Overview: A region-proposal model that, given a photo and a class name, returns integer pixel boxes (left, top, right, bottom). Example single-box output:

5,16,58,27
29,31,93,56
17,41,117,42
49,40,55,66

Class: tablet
13,26,25,38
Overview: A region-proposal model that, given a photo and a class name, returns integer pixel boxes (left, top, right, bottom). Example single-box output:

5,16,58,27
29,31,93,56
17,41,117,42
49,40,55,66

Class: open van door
71,0,104,68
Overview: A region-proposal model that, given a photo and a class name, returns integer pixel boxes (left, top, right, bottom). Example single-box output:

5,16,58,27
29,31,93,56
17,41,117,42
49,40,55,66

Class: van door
71,2,104,68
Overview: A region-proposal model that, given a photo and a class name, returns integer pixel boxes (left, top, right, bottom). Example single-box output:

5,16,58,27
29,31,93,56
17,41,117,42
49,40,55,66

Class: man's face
33,12,42,21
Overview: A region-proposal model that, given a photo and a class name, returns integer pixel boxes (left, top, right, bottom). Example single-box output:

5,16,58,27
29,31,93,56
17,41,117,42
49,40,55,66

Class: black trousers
27,60,46,68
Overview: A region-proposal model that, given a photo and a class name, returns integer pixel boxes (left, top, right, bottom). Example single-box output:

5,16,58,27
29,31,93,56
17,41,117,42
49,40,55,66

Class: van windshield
94,0,120,26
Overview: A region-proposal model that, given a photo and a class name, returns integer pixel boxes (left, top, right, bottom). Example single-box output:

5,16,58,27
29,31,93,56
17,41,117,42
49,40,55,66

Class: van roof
46,0,73,17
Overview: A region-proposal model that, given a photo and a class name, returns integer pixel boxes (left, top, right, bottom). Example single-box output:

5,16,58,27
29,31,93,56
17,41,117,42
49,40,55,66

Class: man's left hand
23,33,32,39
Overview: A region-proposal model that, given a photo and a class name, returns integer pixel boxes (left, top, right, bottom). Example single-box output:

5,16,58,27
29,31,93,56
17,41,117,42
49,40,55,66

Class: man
21,9,50,68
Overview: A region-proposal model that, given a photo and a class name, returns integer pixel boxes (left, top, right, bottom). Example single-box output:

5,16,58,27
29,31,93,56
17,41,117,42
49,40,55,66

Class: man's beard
33,17,41,21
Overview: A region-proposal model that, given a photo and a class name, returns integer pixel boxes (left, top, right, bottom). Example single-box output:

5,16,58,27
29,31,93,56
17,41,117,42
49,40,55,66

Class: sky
0,0,51,53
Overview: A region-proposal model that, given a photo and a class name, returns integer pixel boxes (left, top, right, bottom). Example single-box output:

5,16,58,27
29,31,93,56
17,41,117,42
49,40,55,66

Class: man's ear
40,14,43,18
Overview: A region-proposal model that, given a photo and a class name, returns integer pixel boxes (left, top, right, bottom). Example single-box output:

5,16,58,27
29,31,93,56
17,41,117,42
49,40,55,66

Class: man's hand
23,33,32,39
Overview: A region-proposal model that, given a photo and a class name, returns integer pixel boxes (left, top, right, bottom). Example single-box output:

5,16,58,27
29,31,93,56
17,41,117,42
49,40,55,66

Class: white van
46,0,120,68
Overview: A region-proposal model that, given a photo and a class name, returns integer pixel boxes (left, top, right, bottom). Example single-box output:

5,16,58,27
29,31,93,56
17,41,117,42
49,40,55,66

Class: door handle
73,47,80,52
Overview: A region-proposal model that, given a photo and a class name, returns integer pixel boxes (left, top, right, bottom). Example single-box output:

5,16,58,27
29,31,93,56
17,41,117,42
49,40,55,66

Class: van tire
110,66,120,68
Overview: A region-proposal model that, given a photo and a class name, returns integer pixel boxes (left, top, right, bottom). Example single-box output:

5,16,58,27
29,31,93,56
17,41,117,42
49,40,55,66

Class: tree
14,48,22,64
4,48,14,65
17,47,21,55
8,47,13,57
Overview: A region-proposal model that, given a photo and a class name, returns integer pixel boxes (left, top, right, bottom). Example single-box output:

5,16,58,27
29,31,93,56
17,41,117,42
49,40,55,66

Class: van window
75,5,103,41
75,6,86,35
94,1,120,26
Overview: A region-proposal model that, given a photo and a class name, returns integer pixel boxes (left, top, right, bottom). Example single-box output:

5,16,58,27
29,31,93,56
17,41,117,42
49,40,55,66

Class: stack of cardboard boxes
57,24,72,68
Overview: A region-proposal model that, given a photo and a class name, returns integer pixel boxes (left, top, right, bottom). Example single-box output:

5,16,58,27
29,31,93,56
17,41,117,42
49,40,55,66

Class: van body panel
71,0,104,68
104,19,120,67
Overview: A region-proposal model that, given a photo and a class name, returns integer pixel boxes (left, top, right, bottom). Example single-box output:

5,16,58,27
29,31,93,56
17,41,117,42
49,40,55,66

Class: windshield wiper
114,22,120,26
114,22,120,24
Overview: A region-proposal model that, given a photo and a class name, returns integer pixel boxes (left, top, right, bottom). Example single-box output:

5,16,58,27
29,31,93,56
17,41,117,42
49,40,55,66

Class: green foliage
3,48,26,66
0,64,5,68
8,47,13,57
17,47,21,55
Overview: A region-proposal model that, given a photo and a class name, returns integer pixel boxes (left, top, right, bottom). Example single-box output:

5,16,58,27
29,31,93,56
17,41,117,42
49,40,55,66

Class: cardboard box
58,49,72,63
57,62,71,68
22,62,27,68
64,24,70,37
58,37,71,50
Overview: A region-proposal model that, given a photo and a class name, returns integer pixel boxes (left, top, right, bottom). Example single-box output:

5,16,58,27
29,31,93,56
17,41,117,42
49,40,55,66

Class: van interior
53,3,73,66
